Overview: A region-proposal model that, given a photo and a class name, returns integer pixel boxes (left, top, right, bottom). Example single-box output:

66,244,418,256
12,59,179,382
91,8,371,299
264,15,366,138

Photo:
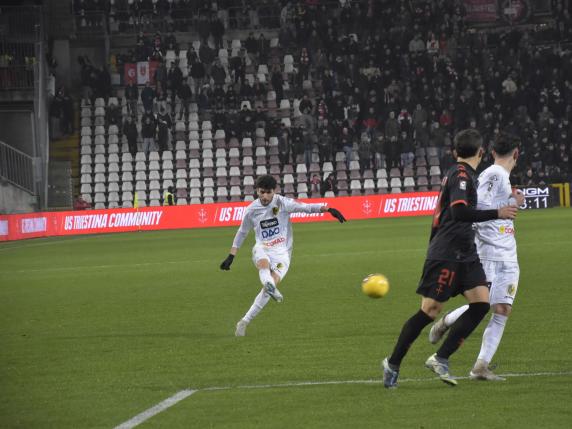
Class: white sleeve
279,195,324,214
231,210,253,249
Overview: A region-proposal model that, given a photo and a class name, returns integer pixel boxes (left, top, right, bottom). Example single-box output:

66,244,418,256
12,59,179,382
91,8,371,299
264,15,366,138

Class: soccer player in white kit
220,175,347,336
428,132,524,380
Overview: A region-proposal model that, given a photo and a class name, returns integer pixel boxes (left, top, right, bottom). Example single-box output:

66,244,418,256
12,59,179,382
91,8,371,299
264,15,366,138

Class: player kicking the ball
220,175,346,337
382,129,518,388
428,132,524,381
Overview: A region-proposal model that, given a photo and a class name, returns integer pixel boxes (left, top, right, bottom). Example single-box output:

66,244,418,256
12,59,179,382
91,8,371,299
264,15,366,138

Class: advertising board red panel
464,0,498,22
0,192,439,242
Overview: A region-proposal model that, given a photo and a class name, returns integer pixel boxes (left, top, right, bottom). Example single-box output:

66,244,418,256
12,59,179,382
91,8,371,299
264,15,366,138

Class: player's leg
426,284,488,386
428,304,469,344
435,261,490,362
422,261,487,385
470,261,519,380
389,296,443,365
235,248,283,337
383,297,441,388
383,260,446,388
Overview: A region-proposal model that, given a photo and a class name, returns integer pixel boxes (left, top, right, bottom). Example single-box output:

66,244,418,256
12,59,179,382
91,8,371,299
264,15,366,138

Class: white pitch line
114,371,572,428
200,370,572,391
113,389,197,429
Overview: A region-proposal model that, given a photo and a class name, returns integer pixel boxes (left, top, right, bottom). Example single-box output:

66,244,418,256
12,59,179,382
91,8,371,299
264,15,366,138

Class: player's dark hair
493,132,520,156
255,174,277,190
454,129,483,158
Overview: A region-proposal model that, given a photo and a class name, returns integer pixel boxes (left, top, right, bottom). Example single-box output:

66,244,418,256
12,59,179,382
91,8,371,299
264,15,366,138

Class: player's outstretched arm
321,206,347,223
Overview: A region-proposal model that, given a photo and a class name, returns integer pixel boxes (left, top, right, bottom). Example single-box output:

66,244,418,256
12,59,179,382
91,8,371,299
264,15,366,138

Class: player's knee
256,259,270,269
470,302,490,319
493,303,511,317
420,300,442,319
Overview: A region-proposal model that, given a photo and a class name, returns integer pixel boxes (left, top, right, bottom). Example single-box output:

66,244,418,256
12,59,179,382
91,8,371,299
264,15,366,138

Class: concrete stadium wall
0,180,38,214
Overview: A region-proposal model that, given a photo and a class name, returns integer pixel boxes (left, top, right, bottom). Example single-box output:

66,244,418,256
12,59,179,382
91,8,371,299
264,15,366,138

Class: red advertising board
464,0,498,22
0,192,439,242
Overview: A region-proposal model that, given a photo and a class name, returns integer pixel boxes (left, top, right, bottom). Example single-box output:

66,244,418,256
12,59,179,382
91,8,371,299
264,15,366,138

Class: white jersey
474,164,518,262
232,194,324,256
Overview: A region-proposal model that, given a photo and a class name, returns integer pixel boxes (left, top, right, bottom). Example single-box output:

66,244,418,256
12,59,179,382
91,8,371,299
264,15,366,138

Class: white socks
258,268,275,288
241,269,277,324
444,305,508,365
477,313,508,364
444,305,469,327
242,288,271,323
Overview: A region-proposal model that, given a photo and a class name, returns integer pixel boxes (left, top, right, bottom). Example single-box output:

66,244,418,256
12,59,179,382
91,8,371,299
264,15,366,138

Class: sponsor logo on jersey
499,225,515,234
264,236,286,247
460,180,467,190
260,218,279,229
261,226,280,239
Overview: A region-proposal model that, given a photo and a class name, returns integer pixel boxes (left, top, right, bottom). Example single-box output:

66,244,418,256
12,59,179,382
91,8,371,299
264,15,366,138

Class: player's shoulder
479,164,507,182
244,199,261,213
447,162,472,181
274,194,291,206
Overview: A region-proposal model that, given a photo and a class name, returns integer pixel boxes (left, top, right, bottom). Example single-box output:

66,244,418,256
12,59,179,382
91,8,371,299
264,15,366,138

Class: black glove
220,254,235,270
327,208,347,223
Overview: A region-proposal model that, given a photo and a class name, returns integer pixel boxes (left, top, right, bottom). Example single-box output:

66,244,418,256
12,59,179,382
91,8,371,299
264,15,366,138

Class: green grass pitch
1,209,571,428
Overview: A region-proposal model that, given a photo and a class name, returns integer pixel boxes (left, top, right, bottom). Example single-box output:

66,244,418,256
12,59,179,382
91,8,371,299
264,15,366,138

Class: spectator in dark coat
178,81,192,120
125,81,139,115
210,16,225,50
278,123,291,166
190,59,206,94
156,107,172,151
123,115,138,155
141,115,156,152
140,82,155,113
320,173,338,196
210,59,227,86
167,63,183,105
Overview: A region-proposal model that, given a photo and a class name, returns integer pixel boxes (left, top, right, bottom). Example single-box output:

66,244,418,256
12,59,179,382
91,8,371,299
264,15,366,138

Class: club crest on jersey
459,180,467,190
272,206,279,215
276,263,284,269
507,284,517,296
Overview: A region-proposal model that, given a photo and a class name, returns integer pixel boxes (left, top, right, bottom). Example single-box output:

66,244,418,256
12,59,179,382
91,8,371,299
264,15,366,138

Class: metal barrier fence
0,65,35,90
0,140,35,194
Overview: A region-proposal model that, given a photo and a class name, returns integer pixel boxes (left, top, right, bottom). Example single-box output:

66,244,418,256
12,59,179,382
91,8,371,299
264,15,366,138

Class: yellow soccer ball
362,274,390,298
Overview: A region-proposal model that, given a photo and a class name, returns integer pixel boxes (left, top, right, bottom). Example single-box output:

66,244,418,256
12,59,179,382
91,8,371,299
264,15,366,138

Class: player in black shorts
382,129,518,388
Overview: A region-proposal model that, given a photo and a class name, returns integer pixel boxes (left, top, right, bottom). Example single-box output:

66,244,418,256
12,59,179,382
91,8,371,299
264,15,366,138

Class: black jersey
426,162,479,262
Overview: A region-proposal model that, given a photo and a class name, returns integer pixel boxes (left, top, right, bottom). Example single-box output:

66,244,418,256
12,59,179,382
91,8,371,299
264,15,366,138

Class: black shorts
416,259,488,302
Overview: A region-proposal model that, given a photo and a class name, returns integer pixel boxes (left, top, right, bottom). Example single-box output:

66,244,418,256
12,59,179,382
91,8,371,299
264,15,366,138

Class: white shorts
252,244,290,281
482,260,520,306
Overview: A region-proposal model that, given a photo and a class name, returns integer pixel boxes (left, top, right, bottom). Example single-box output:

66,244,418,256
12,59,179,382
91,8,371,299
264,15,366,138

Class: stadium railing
0,140,35,194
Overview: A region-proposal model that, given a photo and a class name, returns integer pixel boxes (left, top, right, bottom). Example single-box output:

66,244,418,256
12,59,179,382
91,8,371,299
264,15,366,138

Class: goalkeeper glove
220,254,235,270
327,208,347,223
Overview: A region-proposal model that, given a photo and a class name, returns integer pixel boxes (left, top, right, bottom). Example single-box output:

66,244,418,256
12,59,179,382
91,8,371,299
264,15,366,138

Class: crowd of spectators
72,0,281,31
83,0,572,195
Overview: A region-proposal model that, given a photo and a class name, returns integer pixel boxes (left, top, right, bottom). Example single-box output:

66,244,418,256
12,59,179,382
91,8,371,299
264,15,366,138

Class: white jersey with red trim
475,164,518,262
232,194,324,256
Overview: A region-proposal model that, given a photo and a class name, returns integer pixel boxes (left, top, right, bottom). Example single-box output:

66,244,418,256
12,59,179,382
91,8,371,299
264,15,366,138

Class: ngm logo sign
522,187,549,196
